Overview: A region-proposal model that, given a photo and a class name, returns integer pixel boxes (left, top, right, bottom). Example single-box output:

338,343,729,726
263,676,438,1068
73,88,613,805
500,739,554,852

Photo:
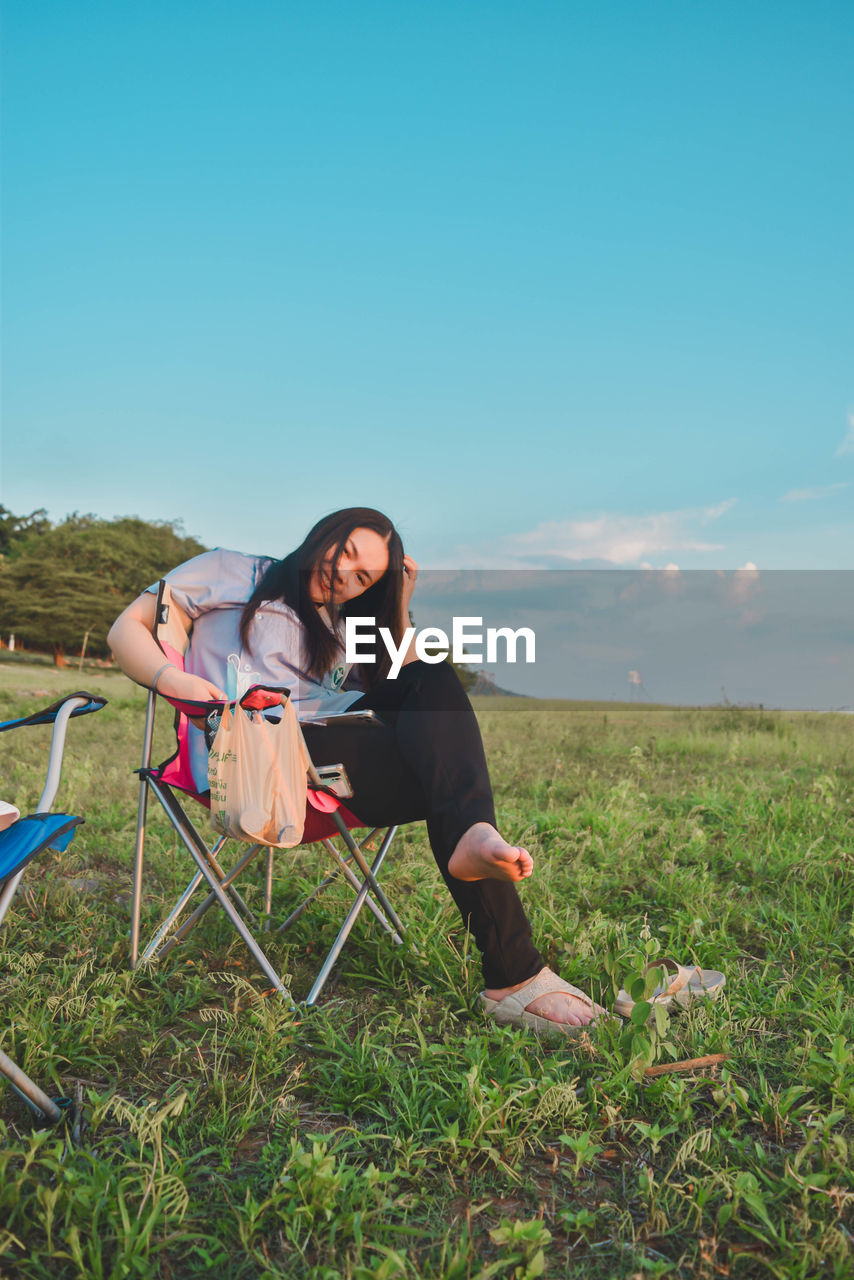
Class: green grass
1,664,853,1279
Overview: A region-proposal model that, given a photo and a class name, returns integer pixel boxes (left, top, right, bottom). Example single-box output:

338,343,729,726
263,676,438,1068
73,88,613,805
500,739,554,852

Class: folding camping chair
0,691,106,1124
129,581,407,1004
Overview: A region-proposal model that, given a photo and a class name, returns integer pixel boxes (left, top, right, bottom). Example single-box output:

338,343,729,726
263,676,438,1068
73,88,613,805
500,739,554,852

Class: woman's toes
448,829,534,882
525,991,599,1026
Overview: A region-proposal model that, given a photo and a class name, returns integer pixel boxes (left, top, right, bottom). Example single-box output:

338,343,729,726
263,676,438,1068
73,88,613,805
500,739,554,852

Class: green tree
0,505,49,556
0,510,206,661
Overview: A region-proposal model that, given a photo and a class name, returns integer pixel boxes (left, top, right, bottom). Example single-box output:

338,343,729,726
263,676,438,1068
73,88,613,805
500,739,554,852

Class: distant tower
628,670,644,700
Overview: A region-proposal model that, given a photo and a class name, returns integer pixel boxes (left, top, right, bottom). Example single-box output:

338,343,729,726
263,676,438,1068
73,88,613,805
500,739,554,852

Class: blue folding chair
0,691,106,1124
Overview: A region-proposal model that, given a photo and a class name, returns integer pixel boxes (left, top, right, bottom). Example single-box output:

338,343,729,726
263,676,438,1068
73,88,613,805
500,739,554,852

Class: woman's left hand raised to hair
401,555,418,613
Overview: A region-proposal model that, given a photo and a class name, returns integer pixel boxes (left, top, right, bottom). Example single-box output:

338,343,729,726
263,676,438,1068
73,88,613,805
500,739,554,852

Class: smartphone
314,763,354,798
302,709,386,728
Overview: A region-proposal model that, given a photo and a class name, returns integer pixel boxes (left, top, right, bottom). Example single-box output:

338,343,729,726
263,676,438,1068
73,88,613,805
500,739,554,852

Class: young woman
108,507,604,1036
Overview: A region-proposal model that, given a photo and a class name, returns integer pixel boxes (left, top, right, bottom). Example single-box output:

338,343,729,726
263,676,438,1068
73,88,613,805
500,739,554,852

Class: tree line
0,507,205,662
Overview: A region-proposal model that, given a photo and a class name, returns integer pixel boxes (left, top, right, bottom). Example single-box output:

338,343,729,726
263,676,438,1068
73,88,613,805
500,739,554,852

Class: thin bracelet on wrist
151,661,176,692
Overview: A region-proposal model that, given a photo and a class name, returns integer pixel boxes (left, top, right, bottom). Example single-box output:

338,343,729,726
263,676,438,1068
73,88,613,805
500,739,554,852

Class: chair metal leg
275,871,340,933
263,847,274,930
158,840,265,958
149,780,289,992
304,825,400,1006
147,780,259,923
0,1047,62,1124
319,835,404,942
131,692,158,967
151,782,292,997
186,843,291,996
137,793,261,966
303,750,407,938
138,868,205,964
328,812,407,939
182,833,259,924
130,777,149,968
0,868,25,929
140,833,234,965
276,833,401,942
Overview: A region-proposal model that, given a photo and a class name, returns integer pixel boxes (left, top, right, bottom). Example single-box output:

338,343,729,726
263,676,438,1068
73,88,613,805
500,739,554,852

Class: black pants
301,660,544,989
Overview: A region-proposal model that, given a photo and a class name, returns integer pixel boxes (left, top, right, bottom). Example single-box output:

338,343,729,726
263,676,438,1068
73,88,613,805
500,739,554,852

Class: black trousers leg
301,660,544,988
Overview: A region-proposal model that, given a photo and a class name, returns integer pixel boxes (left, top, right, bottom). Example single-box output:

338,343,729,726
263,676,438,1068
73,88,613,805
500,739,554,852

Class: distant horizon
2,559,849,713
1,651,849,717
469,689,854,715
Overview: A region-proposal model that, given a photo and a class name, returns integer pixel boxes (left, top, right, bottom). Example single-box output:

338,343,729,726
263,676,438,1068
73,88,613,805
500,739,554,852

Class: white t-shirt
148,549,362,789
151,547,362,715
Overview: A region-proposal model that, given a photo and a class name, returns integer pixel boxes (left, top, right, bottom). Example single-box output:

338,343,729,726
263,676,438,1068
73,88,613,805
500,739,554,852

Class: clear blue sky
2,1,852,570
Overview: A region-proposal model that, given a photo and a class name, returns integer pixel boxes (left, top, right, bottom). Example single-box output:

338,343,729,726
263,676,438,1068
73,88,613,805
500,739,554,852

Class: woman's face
308,526,391,606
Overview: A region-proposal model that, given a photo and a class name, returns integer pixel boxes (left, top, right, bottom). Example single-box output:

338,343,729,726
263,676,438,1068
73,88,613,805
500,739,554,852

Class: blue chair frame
0,691,106,1124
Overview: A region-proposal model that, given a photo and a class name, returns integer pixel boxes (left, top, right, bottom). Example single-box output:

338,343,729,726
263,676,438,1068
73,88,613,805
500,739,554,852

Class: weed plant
1,667,852,1278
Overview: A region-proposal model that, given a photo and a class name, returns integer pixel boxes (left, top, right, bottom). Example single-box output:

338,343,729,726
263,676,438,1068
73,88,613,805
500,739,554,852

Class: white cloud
700,499,737,522
835,412,854,457
780,482,849,502
452,501,737,569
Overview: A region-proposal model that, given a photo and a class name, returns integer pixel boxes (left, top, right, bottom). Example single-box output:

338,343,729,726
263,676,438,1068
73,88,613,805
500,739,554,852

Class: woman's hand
155,668,227,730
157,667,226,704
401,554,418,615
393,554,420,669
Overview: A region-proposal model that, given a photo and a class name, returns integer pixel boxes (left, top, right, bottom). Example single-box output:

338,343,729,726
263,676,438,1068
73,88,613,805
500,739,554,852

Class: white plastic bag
208,693,311,848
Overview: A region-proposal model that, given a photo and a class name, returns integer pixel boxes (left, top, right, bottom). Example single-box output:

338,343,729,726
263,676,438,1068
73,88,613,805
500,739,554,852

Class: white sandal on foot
479,966,602,1039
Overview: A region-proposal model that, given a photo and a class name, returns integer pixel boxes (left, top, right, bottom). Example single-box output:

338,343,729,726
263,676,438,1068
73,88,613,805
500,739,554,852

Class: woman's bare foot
485,969,604,1027
447,822,534,882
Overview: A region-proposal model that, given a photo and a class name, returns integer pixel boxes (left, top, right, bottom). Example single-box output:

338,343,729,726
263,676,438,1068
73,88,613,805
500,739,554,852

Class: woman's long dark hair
239,508,405,686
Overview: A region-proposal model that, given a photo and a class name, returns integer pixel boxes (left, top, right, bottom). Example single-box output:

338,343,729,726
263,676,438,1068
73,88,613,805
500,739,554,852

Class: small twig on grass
72,1081,83,1146
644,1053,728,1077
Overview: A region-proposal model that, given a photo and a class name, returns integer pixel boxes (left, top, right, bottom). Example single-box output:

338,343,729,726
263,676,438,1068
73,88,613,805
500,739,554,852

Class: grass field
1,663,852,1279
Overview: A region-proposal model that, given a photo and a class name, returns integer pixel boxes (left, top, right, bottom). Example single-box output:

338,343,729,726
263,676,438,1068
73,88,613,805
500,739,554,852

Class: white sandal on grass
613,957,726,1020
479,966,604,1039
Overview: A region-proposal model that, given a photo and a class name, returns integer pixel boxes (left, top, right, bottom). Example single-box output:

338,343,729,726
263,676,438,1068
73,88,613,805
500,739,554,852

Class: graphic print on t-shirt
226,652,264,700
